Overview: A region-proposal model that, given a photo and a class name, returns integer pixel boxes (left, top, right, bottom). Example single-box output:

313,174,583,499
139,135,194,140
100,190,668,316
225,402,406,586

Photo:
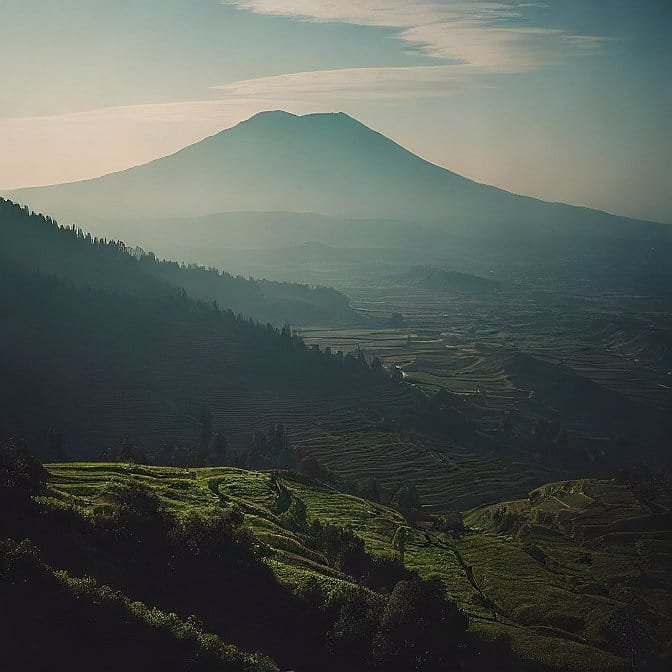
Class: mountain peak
7,109,663,239
245,109,298,123
241,110,358,128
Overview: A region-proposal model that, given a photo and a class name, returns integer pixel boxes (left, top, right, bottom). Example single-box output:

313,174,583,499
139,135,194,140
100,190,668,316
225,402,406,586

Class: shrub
297,456,333,483
279,495,308,531
0,437,47,502
373,578,468,671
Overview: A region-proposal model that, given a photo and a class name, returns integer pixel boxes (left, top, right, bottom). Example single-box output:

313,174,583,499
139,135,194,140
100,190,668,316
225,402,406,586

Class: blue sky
1,0,670,221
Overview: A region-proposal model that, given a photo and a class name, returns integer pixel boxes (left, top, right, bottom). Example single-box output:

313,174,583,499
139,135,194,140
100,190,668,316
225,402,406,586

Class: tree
118,436,146,464
103,436,147,464
198,406,213,458
156,441,177,465
208,431,229,465
271,478,292,515
329,590,380,667
98,482,173,562
244,431,270,468
171,445,191,467
355,477,381,503
0,437,47,503
297,456,331,482
392,526,407,564
269,423,288,455
46,429,67,461
392,482,422,520
279,496,307,532
373,578,468,671
172,508,259,572
434,511,465,537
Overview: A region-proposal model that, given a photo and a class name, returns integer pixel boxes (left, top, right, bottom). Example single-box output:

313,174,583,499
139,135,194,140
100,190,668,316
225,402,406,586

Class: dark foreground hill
2,442,527,672
4,447,671,671
6,111,670,246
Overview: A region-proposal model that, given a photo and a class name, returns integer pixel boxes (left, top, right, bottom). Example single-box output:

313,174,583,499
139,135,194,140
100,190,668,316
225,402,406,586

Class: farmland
44,463,672,671
172,235,671,480
293,247,672,472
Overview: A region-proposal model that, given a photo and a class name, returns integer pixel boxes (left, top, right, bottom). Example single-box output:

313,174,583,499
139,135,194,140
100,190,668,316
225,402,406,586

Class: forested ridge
0,199,447,462
0,261,399,458
0,198,354,325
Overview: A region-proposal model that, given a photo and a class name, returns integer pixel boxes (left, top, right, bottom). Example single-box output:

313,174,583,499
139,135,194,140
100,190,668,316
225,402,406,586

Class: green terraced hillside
44,463,671,671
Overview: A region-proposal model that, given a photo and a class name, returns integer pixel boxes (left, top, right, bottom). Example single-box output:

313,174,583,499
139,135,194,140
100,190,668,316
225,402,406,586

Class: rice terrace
40,462,672,671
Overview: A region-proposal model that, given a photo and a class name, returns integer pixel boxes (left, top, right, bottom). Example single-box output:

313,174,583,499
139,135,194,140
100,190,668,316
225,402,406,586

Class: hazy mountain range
6,111,670,248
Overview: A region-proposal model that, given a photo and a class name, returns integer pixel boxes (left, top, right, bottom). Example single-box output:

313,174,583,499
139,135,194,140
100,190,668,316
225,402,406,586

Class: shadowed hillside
0,198,354,326
2,442,527,672
1,199,589,512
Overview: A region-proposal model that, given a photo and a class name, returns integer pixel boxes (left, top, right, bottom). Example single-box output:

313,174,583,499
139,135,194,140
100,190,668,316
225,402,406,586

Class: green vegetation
12,456,663,671
2,439,525,672
1,538,274,672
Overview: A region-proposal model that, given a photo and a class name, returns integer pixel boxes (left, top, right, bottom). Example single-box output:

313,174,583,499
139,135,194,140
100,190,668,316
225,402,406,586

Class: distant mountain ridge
0,198,354,325
397,266,499,292
6,111,670,243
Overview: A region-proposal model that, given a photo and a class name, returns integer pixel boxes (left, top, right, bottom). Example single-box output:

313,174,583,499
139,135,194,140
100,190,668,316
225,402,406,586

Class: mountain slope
0,199,392,454
6,111,669,242
0,198,354,325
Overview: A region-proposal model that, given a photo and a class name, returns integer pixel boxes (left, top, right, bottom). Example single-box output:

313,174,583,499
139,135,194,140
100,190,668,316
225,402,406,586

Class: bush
0,437,47,502
433,511,465,537
373,578,468,671
0,538,277,672
328,589,381,667
328,577,473,671
354,477,381,502
97,481,172,543
172,508,261,570
279,495,308,531
391,482,422,520
297,456,333,483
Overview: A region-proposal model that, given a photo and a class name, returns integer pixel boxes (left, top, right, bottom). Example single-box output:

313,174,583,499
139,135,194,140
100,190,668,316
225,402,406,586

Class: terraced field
298,275,672,467
3,264,565,513
45,463,671,671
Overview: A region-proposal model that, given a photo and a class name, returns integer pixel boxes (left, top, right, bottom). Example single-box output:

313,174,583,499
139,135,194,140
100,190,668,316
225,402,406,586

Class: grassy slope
44,463,669,672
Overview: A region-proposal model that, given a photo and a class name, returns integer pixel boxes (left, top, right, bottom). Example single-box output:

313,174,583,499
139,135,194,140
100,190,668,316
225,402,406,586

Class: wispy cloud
212,65,483,102
0,3,613,192
222,1,608,71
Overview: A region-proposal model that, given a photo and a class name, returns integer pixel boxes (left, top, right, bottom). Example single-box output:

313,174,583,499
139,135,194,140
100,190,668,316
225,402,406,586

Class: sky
1,0,670,222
